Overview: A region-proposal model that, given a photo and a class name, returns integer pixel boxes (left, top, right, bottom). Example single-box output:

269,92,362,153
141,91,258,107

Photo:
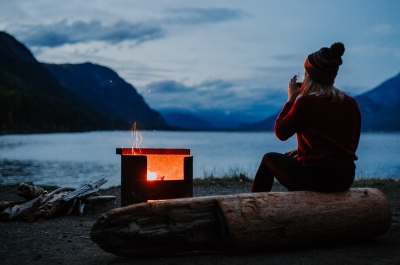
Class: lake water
1,131,399,188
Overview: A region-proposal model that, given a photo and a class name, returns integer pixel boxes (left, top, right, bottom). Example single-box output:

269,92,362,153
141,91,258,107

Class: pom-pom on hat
304,42,345,85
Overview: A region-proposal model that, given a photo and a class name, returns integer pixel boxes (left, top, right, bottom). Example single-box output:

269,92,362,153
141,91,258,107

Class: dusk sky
1,0,400,121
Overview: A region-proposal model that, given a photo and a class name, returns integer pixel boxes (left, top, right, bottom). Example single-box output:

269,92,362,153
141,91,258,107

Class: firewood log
90,188,391,257
0,200,27,211
62,177,108,202
85,196,116,204
15,181,46,200
1,177,109,221
31,177,109,220
0,187,73,221
0,196,43,221
24,188,75,221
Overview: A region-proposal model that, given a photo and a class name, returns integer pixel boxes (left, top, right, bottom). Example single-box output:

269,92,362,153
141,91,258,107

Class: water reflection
1,131,399,188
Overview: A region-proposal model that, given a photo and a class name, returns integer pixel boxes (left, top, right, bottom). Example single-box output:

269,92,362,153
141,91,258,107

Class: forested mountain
0,31,169,134
237,113,277,131
45,63,168,130
354,73,400,131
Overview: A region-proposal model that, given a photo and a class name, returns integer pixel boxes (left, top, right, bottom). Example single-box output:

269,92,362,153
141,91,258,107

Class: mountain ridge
0,31,169,134
0,31,124,133
45,62,169,130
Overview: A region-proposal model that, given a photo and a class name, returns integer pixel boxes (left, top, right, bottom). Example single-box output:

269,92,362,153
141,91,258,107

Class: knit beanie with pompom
304,42,345,85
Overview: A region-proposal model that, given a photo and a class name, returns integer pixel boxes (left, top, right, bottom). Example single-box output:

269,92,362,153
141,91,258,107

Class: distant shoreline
2,128,400,136
1,177,398,189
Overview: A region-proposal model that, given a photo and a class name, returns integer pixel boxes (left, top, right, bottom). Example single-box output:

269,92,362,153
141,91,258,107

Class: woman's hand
285,148,298,158
287,75,302,103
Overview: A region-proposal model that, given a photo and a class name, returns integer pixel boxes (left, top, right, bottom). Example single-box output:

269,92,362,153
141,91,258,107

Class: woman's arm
274,75,309,140
274,95,312,141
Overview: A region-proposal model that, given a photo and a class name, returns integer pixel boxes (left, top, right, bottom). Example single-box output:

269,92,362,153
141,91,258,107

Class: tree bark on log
90,188,392,257
218,188,391,250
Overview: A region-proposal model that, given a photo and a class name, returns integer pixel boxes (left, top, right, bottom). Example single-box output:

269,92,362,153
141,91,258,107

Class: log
0,177,110,221
62,177,108,202
85,196,116,204
22,187,75,222
90,188,392,257
218,188,391,250
30,177,109,220
0,200,27,211
34,191,73,220
15,181,46,200
0,187,75,221
0,195,43,221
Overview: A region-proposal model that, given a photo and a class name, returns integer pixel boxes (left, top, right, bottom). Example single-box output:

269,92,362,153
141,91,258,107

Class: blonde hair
301,73,345,105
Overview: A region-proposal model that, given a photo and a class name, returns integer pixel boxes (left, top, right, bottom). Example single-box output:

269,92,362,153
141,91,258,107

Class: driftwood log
0,177,115,221
15,181,46,200
0,200,28,211
90,188,392,257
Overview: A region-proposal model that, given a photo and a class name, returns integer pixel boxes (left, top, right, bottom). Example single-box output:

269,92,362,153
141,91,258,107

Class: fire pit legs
120,155,147,205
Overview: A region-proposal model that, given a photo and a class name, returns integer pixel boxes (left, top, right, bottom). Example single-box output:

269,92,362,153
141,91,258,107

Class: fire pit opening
116,148,193,205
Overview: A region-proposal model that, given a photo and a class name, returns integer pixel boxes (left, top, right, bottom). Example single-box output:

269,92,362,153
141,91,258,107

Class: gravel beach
0,179,399,265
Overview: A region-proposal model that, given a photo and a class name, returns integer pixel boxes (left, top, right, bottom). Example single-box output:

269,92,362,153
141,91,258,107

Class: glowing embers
145,154,188,181
116,148,193,205
118,148,189,180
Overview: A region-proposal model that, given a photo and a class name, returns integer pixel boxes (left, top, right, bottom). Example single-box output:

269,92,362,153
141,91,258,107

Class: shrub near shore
194,176,400,188
1,176,399,191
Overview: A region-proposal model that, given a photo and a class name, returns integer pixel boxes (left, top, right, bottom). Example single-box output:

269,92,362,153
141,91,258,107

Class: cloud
147,79,235,95
198,79,235,90
144,78,285,118
164,7,247,25
372,24,399,35
253,65,299,73
10,7,247,48
269,54,301,62
14,20,165,47
145,79,233,111
147,80,189,93
349,44,400,58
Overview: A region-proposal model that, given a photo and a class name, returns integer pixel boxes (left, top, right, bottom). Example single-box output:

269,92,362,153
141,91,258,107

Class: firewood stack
0,177,115,221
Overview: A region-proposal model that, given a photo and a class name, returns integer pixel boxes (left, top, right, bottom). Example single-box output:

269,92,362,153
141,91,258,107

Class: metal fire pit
116,148,193,205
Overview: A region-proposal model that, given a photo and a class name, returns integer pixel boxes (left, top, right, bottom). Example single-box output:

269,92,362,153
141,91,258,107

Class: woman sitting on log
252,42,361,193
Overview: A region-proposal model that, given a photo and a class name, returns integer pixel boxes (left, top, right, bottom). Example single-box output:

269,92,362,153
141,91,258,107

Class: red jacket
274,94,361,169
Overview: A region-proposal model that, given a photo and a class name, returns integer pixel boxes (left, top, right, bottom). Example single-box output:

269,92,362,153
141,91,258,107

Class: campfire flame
130,125,168,181
125,126,189,181
131,122,143,153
